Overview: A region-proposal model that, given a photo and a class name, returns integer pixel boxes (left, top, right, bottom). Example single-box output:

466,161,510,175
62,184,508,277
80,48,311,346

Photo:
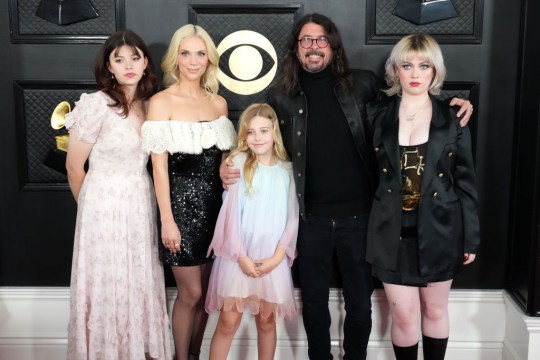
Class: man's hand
449,97,474,127
220,159,240,190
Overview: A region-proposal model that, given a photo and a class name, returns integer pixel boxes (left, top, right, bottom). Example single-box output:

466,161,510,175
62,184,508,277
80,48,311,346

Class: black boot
392,342,418,360
422,335,448,360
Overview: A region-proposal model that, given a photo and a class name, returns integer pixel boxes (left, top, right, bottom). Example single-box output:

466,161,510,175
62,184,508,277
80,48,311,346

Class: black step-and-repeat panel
3,1,535,316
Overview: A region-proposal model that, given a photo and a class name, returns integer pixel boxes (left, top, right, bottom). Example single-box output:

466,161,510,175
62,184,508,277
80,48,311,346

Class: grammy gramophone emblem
43,101,71,175
35,0,100,26
393,0,459,25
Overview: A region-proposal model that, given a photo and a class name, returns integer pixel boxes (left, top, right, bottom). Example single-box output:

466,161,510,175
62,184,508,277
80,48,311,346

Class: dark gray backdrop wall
0,0,521,289
508,0,540,316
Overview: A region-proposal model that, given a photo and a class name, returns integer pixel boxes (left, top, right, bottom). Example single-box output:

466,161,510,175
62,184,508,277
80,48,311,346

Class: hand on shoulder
449,97,473,127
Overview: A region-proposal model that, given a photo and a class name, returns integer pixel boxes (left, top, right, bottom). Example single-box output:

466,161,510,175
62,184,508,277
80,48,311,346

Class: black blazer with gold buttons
365,95,480,277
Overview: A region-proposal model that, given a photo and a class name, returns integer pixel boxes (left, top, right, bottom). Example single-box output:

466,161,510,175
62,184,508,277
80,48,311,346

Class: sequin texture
162,146,224,266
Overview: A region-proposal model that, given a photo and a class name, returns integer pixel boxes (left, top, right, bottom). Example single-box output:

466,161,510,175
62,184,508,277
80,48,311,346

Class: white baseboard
502,294,540,360
0,287,537,360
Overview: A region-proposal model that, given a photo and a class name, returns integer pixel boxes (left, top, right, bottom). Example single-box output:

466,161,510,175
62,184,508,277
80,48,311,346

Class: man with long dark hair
268,14,378,360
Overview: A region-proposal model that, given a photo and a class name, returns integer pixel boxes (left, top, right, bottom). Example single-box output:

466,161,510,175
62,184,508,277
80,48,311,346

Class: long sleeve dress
205,152,299,321
65,92,171,360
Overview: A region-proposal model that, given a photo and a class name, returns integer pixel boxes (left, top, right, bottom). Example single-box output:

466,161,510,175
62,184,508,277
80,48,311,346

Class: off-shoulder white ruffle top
141,115,236,154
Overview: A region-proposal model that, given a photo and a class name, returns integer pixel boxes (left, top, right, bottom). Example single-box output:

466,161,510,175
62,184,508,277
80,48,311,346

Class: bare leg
383,283,421,347
254,312,277,360
419,280,452,338
209,309,243,360
170,264,210,360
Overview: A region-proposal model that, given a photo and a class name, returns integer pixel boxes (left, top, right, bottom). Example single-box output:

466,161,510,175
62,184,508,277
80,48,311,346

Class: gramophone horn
51,101,71,130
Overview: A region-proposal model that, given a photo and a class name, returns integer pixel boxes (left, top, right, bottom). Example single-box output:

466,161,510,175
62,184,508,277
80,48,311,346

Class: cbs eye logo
217,30,277,95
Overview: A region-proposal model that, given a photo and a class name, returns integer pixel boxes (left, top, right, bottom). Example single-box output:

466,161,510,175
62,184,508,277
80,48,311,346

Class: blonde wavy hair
161,24,220,95
384,33,446,96
227,103,290,194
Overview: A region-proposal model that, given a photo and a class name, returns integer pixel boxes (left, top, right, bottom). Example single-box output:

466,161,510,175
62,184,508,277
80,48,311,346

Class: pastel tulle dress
141,116,236,266
205,152,299,321
65,92,172,360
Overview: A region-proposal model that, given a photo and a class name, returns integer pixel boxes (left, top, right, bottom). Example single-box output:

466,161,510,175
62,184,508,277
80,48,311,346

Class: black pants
297,213,374,360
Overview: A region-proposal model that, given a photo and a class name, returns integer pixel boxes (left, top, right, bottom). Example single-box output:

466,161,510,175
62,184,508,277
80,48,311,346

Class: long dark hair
94,30,158,117
282,13,352,95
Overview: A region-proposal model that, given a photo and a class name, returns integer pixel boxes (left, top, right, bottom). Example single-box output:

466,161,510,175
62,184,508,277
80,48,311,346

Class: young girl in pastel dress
205,103,299,360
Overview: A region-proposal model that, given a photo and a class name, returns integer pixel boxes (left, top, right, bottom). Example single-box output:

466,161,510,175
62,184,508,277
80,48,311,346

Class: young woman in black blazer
366,33,480,360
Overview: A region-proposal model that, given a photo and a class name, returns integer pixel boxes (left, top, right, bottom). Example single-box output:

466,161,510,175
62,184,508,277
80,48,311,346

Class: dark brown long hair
94,30,158,117
282,13,352,95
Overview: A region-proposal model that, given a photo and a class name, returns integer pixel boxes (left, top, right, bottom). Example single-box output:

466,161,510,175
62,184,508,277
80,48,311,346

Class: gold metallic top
400,143,427,211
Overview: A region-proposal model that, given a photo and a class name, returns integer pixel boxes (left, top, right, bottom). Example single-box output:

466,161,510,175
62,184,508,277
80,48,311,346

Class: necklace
403,98,430,122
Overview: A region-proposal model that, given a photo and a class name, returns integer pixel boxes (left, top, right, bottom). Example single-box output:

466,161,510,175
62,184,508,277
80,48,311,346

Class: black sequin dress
141,116,237,266
166,147,223,265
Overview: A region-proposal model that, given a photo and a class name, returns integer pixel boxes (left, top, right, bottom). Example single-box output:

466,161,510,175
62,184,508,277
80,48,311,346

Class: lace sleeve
141,121,172,154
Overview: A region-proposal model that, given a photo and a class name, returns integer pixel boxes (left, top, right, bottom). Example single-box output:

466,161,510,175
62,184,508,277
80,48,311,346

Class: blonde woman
205,103,299,360
366,33,480,359
141,25,236,360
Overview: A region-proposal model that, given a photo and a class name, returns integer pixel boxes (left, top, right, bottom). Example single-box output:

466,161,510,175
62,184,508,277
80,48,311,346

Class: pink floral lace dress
65,92,171,360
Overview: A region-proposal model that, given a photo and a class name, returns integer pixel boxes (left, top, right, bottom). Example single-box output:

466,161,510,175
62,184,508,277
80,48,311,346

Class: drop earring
111,73,115,80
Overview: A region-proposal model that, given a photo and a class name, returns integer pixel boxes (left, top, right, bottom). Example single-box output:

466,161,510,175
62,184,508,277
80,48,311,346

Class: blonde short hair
384,33,446,96
161,24,220,95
